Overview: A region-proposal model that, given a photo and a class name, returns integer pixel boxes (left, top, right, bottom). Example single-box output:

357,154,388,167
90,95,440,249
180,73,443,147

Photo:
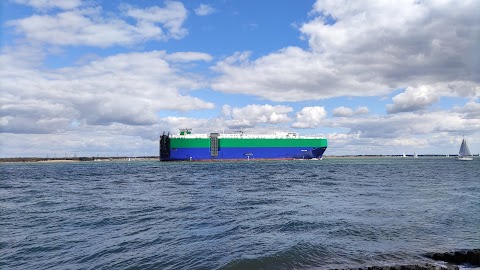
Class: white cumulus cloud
332,106,369,117
386,82,480,114
222,104,293,128
8,2,188,47
212,0,479,102
453,101,480,119
386,86,440,114
292,106,327,128
332,106,354,117
0,49,214,134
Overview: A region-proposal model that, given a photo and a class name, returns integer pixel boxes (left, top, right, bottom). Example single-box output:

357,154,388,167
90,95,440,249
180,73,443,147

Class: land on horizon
1,154,476,163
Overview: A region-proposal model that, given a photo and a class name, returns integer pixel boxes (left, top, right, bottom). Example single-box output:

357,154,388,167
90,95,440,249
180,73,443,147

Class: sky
1,0,479,158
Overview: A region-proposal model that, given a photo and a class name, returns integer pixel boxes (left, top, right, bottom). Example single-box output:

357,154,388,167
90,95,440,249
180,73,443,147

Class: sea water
1,157,479,269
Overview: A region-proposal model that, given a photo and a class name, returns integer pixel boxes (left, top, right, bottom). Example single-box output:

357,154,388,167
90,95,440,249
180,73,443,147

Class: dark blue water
1,158,479,269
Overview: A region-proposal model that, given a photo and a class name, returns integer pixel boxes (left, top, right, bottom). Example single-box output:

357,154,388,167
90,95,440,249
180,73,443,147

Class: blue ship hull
164,147,327,161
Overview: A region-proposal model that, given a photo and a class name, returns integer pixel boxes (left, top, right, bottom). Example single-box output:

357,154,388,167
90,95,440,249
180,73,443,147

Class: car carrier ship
159,129,327,161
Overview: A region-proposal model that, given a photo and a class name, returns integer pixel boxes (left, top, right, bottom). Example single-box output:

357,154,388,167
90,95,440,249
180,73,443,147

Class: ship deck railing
170,134,326,139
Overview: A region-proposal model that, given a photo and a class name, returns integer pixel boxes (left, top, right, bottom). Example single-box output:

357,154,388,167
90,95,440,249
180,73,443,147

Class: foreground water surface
1,157,479,269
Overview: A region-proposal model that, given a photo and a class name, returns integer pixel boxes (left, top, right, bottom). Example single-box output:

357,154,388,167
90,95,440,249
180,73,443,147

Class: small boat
456,137,473,161
413,152,418,158
402,152,406,158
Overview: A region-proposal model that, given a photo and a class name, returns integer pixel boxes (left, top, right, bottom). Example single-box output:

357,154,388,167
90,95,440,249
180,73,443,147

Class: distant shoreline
0,155,470,163
0,157,159,163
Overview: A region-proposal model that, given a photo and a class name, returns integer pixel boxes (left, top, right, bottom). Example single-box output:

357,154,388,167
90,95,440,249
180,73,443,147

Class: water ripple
1,158,479,269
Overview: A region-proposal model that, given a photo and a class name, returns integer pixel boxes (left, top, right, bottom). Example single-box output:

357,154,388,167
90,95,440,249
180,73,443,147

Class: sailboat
456,137,473,161
413,152,418,158
402,152,406,158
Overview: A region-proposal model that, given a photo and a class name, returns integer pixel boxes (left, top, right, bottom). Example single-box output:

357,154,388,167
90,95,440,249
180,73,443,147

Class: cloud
454,101,480,119
164,52,213,62
318,109,480,155
386,82,480,114
222,104,293,128
0,96,77,134
331,111,480,139
8,2,188,47
444,81,480,97
194,4,215,16
3,0,480,158
158,116,232,136
221,105,232,117
212,0,479,102
13,0,82,10
160,116,214,132
292,106,327,128
386,86,439,114
332,106,369,117
212,47,387,102
0,49,214,134
0,126,162,158
122,2,188,39
356,106,369,115
383,138,429,148
332,106,353,117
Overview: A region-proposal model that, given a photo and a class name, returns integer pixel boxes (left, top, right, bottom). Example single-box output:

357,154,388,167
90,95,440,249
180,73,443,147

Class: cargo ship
159,129,327,161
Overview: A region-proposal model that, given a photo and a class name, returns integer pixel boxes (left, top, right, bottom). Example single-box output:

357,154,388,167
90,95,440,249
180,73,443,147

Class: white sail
413,152,418,158
457,138,473,161
459,139,472,156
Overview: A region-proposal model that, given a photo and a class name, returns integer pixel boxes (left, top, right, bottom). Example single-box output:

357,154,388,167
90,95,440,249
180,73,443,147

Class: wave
219,242,330,270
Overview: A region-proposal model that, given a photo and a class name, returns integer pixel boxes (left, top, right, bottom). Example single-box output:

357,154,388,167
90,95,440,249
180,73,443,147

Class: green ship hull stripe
170,138,327,148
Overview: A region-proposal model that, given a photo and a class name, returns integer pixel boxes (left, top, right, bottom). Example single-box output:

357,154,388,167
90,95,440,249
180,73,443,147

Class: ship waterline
160,129,327,161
